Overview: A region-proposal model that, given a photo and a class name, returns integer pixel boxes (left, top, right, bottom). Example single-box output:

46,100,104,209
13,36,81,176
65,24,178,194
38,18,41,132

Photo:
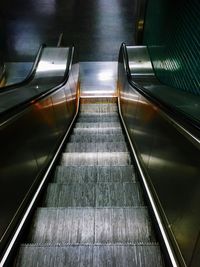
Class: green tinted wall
144,0,200,95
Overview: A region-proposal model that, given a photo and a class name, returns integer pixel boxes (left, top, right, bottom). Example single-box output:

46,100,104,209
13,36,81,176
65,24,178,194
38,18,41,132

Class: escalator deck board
15,244,164,267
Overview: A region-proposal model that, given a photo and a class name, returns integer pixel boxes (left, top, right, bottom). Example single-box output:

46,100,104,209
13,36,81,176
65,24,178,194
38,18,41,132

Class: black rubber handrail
0,44,46,93
0,46,74,125
120,43,200,137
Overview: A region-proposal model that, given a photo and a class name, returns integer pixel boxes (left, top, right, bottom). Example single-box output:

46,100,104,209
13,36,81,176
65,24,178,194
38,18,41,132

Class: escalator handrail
0,46,74,125
0,44,46,92
120,43,200,142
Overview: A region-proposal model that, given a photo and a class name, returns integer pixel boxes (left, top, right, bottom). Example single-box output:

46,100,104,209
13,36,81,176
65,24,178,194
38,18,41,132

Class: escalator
13,97,165,266
2,45,198,266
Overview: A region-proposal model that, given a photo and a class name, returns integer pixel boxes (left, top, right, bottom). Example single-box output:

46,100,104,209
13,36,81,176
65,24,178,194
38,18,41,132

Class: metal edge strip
0,93,80,267
117,96,183,267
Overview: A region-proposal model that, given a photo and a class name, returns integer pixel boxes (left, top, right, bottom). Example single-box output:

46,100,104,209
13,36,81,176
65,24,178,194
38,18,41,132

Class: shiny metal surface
0,47,70,114
119,47,200,266
126,46,200,125
4,62,33,85
0,59,79,255
80,62,117,98
127,46,154,76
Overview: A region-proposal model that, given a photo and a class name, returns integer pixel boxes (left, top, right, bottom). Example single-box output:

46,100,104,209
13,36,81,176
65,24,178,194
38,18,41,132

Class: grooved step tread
15,244,165,267
27,207,155,244
72,127,123,134
54,165,136,183
42,182,144,207
80,103,118,113
61,152,132,166
65,142,128,152
77,114,119,123
80,111,118,116
80,98,117,104
75,122,121,128
69,133,125,143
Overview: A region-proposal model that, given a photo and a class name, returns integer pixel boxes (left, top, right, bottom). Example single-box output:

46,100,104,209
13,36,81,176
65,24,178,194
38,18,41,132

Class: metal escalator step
65,142,128,152
15,244,165,267
80,111,118,117
75,122,121,128
80,97,117,104
69,133,125,143
53,166,136,183
61,152,132,166
42,182,143,207
73,127,123,134
27,207,155,243
77,114,119,123
80,103,118,113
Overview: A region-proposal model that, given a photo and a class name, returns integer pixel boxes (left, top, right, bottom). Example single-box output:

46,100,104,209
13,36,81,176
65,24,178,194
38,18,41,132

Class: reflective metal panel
80,62,117,98
51,88,69,135
126,46,200,127
0,109,38,249
0,47,70,114
119,49,200,266
0,60,79,255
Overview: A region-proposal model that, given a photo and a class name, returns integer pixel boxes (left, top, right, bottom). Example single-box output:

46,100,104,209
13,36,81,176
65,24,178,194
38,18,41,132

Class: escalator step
77,114,119,123
42,182,143,207
75,122,121,128
80,103,118,113
73,127,123,134
61,152,132,166
15,244,164,267
27,207,155,243
54,165,136,183
80,97,117,104
80,112,118,117
69,133,125,143
65,142,128,152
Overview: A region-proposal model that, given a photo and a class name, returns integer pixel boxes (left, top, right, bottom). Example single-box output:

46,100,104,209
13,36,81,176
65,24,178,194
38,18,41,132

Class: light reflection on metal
37,61,66,72
98,70,114,81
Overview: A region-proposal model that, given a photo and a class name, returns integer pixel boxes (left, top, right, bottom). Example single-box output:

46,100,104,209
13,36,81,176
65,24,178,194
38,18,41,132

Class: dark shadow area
0,0,137,61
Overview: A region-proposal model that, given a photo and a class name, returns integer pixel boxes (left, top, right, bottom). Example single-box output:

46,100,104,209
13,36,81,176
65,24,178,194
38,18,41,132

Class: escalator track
13,98,165,267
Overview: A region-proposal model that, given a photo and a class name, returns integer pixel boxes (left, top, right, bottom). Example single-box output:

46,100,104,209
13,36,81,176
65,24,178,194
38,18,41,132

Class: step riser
42,183,144,207
75,122,121,128
73,128,123,134
61,153,132,166
69,135,125,143
16,245,164,267
28,208,155,244
65,142,128,152
54,166,136,183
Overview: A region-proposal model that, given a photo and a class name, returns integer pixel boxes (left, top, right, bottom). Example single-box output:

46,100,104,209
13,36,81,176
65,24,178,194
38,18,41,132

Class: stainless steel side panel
0,47,70,114
0,63,79,254
118,62,200,266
